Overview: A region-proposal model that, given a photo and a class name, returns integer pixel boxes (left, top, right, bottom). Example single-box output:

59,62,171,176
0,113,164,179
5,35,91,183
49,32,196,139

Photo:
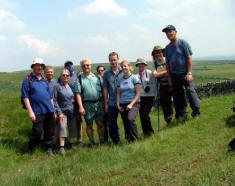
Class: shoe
192,114,200,119
47,148,54,156
59,147,66,155
23,149,33,155
69,143,76,149
227,138,235,152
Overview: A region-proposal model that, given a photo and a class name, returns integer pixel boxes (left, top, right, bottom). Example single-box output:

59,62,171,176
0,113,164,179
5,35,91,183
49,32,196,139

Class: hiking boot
47,148,54,156
59,147,66,155
23,149,33,155
192,114,200,119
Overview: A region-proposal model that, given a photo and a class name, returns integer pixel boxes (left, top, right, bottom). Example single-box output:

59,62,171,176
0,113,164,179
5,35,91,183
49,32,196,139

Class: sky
0,0,235,72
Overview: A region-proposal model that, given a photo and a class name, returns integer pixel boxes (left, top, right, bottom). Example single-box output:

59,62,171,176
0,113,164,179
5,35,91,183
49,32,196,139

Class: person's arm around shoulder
75,77,85,116
126,75,141,111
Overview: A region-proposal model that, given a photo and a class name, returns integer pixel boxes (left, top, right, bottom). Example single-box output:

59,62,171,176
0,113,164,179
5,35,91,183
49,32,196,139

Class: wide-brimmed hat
31,58,45,69
135,58,147,66
152,45,165,56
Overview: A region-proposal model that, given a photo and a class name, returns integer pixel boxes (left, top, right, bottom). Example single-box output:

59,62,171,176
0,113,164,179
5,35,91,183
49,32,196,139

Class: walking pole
157,80,160,131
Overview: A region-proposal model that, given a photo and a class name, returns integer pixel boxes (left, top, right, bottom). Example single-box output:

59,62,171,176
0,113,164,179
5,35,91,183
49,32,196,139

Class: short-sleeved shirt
103,68,123,106
117,74,141,104
21,73,54,115
139,69,157,97
75,73,103,101
48,78,57,96
165,39,192,74
53,83,76,116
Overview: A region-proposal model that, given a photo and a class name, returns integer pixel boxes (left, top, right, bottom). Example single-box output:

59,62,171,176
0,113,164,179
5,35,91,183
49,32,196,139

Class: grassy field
0,60,235,185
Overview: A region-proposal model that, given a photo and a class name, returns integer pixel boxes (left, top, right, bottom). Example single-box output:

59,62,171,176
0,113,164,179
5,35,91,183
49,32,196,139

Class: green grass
0,60,235,185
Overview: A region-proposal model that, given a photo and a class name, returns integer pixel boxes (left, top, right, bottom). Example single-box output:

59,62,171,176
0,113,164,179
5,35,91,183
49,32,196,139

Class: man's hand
29,111,36,122
79,106,86,116
104,103,108,113
185,74,193,83
117,105,124,113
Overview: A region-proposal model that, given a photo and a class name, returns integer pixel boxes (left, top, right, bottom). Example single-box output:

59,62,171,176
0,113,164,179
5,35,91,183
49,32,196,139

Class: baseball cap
162,25,176,32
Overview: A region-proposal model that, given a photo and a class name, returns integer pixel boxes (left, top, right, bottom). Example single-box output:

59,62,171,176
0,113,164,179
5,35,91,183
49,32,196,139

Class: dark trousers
107,106,120,144
120,103,139,142
140,97,154,136
159,84,173,122
28,113,56,150
171,73,200,118
103,113,109,142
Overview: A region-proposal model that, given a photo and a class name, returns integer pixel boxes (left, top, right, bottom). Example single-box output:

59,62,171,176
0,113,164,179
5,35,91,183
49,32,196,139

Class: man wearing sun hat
21,58,56,156
162,25,200,120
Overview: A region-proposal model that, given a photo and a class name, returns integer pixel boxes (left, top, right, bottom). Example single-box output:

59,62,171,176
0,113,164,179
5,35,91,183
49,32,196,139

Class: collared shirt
165,38,192,74
117,74,141,104
21,72,54,115
75,73,103,101
53,82,76,116
103,68,123,106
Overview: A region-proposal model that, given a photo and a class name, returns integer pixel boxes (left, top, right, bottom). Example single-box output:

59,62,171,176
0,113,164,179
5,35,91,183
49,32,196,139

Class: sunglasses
62,74,70,77
98,69,104,72
82,64,90,68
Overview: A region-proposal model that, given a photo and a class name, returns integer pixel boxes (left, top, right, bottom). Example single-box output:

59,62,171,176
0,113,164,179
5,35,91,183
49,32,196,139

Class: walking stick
157,80,160,131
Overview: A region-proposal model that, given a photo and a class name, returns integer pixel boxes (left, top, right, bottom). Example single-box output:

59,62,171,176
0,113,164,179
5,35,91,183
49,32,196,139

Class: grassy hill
0,60,235,185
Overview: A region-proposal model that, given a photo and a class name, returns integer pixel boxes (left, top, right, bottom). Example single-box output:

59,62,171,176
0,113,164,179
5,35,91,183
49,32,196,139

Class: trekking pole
157,80,160,131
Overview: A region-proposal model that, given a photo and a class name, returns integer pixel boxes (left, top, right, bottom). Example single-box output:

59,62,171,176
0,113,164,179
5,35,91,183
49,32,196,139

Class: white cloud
0,35,6,41
0,9,25,31
131,24,148,32
0,0,19,9
87,35,110,45
17,35,62,55
67,0,128,18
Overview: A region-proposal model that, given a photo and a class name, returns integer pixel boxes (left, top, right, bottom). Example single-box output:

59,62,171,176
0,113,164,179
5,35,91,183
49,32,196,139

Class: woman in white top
136,58,156,137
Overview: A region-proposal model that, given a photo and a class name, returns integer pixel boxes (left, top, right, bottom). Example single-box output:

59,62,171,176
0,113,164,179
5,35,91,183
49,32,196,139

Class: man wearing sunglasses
75,59,105,145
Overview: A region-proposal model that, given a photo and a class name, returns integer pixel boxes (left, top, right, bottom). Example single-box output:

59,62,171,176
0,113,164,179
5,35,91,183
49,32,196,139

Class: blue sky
0,0,235,72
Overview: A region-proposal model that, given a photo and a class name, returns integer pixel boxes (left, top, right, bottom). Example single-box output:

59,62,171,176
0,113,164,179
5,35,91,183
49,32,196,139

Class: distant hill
194,55,235,61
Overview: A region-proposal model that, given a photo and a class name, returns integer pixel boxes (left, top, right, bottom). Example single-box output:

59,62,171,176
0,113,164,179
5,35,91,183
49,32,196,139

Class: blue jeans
107,106,120,144
171,73,200,118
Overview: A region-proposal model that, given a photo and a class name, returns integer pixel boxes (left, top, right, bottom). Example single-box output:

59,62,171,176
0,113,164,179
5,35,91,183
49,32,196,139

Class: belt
83,98,102,103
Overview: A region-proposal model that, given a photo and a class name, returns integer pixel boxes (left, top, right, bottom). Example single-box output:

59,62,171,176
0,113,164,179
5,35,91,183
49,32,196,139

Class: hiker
103,52,123,144
97,65,109,142
163,25,200,120
21,58,56,156
44,65,57,94
136,58,156,137
117,60,141,142
75,59,105,145
53,69,78,155
152,46,173,123
62,61,83,144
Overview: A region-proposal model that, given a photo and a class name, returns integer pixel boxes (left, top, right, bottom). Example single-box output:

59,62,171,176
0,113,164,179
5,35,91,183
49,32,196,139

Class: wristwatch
187,72,192,75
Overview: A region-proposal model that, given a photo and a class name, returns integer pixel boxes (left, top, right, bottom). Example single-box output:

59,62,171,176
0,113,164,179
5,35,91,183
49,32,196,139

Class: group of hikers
21,25,201,156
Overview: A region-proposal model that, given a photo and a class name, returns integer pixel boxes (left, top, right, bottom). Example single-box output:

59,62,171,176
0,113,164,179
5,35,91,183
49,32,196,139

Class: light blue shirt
117,74,141,104
103,68,123,106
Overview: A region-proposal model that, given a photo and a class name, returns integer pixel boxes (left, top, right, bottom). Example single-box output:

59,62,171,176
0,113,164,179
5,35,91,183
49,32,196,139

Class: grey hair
80,59,91,66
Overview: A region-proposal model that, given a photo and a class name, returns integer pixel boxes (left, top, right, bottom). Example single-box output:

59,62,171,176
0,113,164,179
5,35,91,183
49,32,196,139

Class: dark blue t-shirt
21,73,54,115
165,39,192,74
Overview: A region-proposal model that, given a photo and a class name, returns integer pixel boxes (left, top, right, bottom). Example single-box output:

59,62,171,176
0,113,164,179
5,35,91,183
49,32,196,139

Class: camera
144,86,150,93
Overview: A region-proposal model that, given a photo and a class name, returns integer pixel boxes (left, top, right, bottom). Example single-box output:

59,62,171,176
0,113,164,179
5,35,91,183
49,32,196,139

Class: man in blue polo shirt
163,25,200,120
103,52,123,144
21,58,56,156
